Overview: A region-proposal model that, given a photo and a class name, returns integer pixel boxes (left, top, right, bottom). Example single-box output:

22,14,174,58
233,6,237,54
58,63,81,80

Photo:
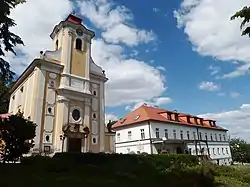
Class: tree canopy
230,138,250,163
0,113,36,162
231,6,250,37
0,0,25,113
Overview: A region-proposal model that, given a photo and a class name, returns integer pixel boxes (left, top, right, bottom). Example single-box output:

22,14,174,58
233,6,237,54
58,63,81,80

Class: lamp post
60,134,66,152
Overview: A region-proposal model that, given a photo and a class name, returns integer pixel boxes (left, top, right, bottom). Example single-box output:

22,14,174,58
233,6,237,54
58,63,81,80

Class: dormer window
194,117,198,124
200,118,203,125
167,112,171,120
187,116,191,123
174,114,179,121
76,38,82,50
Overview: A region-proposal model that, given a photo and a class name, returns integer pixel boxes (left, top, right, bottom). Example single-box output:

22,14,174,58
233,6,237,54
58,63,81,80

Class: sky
5,0,250,141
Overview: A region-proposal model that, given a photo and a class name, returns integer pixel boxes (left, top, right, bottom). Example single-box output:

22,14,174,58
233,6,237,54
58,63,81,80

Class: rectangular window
223,134,226,141
187,131,190,140
167,113,171,120
180,130,183,140
213,148,215,155
217,148,220,155
210,133,213,141
140,129,145,139
193,131,196,140
199,132,202,140
173,130,176,139
215,134,217,141
222,148,224,155
155,128,160,138
128,131,132,140
219,134,222,141
164,129,168,139
117,133,120,141
226,148,229,154
205,133,208,140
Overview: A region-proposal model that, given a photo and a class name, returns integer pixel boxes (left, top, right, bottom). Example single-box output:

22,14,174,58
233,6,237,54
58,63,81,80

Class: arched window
55,40,59,50
75,38,82,50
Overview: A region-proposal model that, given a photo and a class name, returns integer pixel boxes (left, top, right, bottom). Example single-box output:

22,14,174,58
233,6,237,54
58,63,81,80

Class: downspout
148,121,153,154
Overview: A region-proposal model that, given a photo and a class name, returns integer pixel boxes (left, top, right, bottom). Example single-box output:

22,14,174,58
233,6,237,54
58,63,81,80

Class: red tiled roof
112,104,227,131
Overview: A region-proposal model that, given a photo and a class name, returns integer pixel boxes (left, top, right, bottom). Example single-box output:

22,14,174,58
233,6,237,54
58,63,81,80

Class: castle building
7,14,115,154
113,104,232,165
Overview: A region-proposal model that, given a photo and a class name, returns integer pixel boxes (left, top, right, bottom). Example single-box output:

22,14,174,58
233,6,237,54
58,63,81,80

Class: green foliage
230,138,250,163
231,6,250,37
0,0,25,113
0,114,36,162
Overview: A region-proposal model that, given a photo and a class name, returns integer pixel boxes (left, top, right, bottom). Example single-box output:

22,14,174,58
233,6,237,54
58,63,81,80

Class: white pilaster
99,82,105,152
65,30,73,74
34,68,46,150
84,40,91,94
84,99,91,151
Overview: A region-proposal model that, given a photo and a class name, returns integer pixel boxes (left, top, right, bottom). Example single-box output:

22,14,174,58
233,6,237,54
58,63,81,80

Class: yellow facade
7,14,114,155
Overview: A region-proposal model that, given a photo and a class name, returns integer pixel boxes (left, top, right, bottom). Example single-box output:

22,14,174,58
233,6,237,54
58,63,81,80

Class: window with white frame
199,132,202,140
217,148,220,154
223,134,226,141
213,148,215,155
215,134,218,141
117,133,120,141
222,148,224,155
140,129,145,139
173,130,176,139
180,130,183,140
226,148,229,154
128,131,132,140
219,134,222,141
205,133,208,140
193,131,196,140
187,131,190,140
210,133,213,141
155,128,160,138
164,129,168,139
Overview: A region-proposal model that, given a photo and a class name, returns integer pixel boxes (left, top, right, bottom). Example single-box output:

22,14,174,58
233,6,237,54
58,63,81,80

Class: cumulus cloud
199,104,250,142
198,81,220,91
8,0,167,107
174,0,250,78
78,0,156,46
125,96,172,111
105,113,119,123
6,0,73,75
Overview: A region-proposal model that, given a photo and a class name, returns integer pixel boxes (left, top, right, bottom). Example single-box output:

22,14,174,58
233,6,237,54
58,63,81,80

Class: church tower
7,13,114,155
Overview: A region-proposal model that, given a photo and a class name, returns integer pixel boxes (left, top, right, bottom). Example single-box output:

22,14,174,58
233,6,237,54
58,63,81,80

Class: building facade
113,104,232,165
7,14,115,155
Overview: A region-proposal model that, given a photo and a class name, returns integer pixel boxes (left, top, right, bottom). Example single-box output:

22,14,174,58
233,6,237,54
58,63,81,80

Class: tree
0,113,36,162
231,6,250,37
0,0,25,113
230,138,250,164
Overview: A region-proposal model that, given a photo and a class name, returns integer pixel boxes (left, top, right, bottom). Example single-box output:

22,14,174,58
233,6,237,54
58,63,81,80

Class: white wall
115,121,232,164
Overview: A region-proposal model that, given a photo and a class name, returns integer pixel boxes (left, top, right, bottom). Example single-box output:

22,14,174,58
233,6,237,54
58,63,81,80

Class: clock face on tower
76,29,83,36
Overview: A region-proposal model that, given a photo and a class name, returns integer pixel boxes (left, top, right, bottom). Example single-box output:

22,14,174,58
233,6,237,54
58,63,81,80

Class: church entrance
67,138,82,152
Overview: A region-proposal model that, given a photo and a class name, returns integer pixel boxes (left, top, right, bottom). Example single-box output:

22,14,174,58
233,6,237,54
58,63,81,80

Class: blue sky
7,0,250,140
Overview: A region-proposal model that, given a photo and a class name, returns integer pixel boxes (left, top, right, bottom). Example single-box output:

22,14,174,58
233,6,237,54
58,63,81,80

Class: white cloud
198,81,220,91
105,113,119,124
6,0,73,75
7,0,167,107
78,0,156,46
174,0,250,78
217,92,226,97
230,92,240,98
199,104,250,142
125,96,172,111
92,39,167,106
208,65,221,75
153,8,160,13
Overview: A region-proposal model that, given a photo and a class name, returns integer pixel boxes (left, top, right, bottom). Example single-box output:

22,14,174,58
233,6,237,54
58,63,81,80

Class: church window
93,90,97,96
93,138,96,144
93,113,96,119
55,40,58,50
75,38,82,50
72,109,81,121
45,135,50,142
48,107,52,114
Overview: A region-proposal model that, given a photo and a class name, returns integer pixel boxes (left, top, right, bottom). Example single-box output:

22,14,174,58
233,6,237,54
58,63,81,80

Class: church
7,13,115,155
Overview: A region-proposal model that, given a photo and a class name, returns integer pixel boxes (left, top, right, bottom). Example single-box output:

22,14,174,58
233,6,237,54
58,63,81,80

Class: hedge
21,153,198,174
